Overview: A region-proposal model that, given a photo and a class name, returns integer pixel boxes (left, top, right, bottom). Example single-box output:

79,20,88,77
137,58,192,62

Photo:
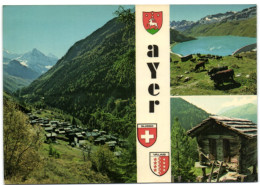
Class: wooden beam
216,162,223,182
208,162,215,182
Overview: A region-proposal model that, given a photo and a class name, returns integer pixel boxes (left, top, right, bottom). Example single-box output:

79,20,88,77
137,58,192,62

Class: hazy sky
3,5,134,58
175,96,257,115
170,4,255,22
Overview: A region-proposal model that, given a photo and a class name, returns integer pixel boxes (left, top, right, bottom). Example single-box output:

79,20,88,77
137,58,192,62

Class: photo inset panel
170,5,257,95
3,5,136,184
170,96,257,182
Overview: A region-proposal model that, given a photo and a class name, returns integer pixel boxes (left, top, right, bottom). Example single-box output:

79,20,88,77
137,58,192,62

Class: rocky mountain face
18,48,58,74
3,49,58,93
3,49,21,60
171,6,256,32
4,60,39,80
223,6,256,22
3,48,58,74
170,20,195,32
3,60,39,93
198,11,236,24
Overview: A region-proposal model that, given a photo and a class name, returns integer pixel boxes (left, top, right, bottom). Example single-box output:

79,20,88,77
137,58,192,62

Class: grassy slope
22,140,110,184
184,17,256,37
171,98,210,130
170,51,257,95
8,107,109,184
3,72,32,93
170,29,195,44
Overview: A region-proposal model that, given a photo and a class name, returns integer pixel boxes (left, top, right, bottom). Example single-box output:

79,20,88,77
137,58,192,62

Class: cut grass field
170,51,257,95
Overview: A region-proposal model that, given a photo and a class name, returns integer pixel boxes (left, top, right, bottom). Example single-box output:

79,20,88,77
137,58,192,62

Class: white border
0,1,259,185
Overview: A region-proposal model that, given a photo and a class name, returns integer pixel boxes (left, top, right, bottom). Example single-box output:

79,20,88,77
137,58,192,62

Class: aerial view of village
3,5,136,183
170,5,257,95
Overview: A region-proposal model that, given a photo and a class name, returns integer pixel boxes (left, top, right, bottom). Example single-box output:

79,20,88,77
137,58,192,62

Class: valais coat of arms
143,11,163,34
150,152,169,176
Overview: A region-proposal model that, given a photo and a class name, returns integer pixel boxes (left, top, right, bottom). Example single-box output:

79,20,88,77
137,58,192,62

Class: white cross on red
141,130,154,143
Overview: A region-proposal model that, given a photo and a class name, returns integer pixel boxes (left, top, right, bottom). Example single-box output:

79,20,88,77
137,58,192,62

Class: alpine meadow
4,7,136,184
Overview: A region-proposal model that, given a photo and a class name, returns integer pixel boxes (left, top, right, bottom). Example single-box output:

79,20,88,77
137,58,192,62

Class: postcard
2,4,257,184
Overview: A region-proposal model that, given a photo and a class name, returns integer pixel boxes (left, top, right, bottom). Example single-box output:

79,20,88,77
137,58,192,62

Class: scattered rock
246,74,250,78
236,73,241,77
185,71,190,74
184,77,191,82
176,75,184,80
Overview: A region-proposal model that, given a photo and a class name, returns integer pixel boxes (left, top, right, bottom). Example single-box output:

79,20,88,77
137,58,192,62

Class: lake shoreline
171,36,257,56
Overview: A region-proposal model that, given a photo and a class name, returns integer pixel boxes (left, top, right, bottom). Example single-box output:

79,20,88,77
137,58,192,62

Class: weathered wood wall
196,121,241,166
239,137,257,173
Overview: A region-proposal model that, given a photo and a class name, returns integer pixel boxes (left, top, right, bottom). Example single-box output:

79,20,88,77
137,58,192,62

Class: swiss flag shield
143,11,163,35
137,123,157,147
150,152,169,176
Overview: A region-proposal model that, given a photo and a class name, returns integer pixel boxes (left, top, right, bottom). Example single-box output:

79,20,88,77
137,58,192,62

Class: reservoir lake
171,36,256,56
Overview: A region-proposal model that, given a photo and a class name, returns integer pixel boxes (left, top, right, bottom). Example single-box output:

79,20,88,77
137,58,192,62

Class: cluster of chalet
188,116,257,182
28,113,126,151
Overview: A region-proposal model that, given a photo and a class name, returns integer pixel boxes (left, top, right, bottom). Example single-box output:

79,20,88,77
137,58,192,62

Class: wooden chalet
45,132,57,142
44,126,54,132
187,116,257,181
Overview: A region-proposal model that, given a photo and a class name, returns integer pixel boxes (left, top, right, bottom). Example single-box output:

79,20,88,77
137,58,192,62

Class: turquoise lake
171,36,256,56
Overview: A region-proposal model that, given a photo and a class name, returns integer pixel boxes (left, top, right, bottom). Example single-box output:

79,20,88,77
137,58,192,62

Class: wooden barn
187,116,257,182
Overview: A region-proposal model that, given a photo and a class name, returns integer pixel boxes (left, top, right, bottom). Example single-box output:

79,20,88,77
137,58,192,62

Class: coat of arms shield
137,123,157,147
143,11,163,34
150,152,169,176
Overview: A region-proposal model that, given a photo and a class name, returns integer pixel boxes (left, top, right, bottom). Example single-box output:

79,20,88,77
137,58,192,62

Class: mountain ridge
18,48,58,74
171,6,256,37
219,103,257,123
4,59,39,80
3,48,59,93
171,98,211,130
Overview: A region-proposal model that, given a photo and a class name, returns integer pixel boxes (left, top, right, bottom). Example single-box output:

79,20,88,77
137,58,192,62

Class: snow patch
45,65,53,69
20,61,28,67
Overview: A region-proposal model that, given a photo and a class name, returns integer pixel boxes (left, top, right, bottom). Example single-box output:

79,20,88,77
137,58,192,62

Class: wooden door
223,139,231,162
209,139,217,160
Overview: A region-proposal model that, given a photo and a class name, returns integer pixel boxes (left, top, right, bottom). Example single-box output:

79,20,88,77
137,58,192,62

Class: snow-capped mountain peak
170,6,256,31
3,48,58,75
